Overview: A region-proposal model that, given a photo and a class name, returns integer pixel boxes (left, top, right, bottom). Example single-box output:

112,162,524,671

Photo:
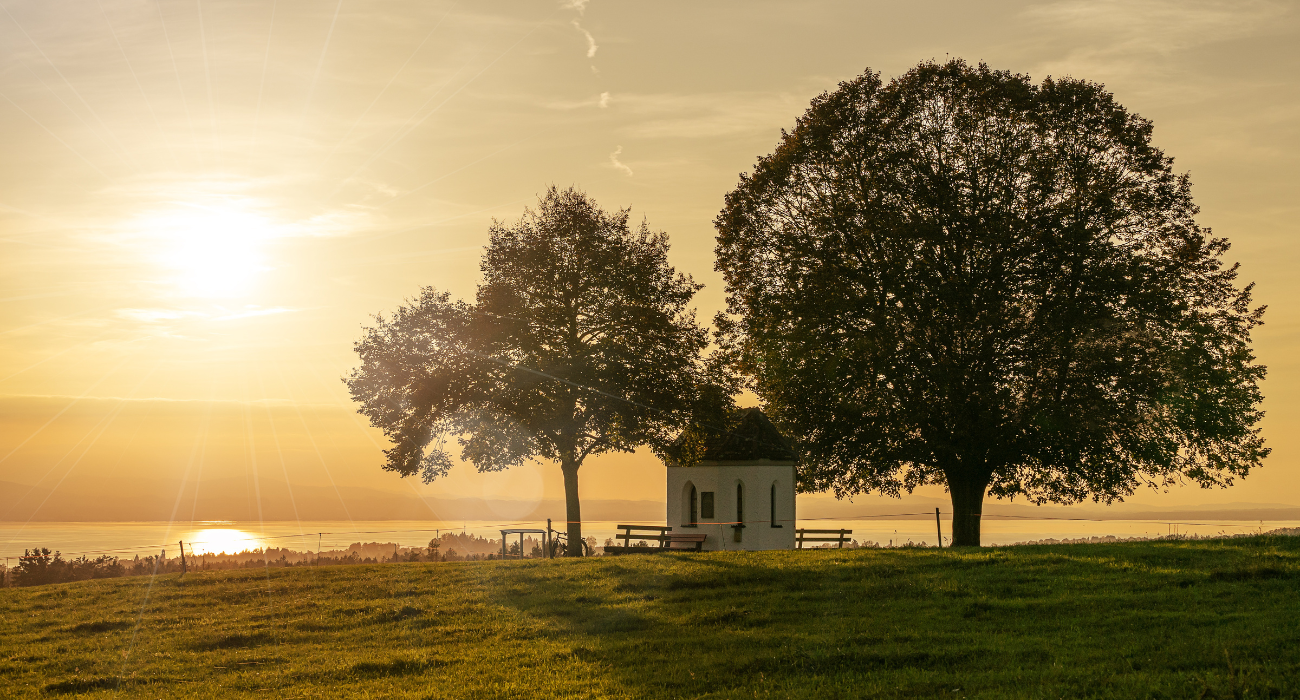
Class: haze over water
6,516,1299,562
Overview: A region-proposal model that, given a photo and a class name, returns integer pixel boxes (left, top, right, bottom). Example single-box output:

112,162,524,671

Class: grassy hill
2,537,1298,699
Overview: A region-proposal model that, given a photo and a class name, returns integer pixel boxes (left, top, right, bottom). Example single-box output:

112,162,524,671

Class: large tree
714,60,1267,546
347,187,709,554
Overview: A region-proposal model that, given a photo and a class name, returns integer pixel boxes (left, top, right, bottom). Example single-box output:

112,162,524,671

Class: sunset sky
2,0,1298,524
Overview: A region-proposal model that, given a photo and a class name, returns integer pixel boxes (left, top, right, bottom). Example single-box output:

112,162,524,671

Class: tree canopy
714,60,1267,546
347,187,710,554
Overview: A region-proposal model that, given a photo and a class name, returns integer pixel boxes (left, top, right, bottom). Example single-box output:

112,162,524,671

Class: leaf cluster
714,59,1267,504
347,187,722,481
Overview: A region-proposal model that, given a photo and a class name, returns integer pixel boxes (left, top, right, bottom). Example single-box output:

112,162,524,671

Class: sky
1,0,1298,523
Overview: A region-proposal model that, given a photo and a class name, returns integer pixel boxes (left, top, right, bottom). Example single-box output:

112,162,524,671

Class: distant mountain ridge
0,479,663,523
2,478,1296,524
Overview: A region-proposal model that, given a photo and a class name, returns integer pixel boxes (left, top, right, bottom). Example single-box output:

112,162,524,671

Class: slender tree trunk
947,474,989,547
561,458,583,557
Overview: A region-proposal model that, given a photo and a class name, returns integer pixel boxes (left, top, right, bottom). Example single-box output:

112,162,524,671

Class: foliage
11,548,124,587
3,537,1298,698
714,59,1268,545
347,186,716,553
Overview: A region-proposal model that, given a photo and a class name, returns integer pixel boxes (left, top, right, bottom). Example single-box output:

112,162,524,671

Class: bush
12,548,125,587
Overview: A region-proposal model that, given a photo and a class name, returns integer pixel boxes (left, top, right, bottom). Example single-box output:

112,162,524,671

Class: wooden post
178,541,187,575
546,519,552,559
500,531,506,559
935,508,942,548
317,533,322,566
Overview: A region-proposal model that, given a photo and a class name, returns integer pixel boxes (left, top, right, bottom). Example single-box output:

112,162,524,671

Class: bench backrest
795,528,853,549
616,524,673,547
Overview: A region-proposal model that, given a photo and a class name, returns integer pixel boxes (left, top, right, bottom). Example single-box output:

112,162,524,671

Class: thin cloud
608,146,632,176
1023,0,1287,76
560,0,589,14
613,91,802,140
572,20,598,58
599,91,611,108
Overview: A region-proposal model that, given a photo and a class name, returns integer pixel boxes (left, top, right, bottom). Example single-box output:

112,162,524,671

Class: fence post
179,541,187,575
936,508,942,548
547,519,552,559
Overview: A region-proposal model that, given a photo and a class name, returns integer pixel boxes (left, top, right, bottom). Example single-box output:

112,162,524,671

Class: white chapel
665,408,797,551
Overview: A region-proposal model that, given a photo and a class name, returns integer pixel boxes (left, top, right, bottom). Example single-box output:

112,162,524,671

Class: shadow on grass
65,620,132,635
485,539,1300,698
189,630,276,651
43,675,172,695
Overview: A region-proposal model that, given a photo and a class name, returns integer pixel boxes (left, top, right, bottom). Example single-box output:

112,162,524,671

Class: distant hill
3,476,1295,524
0,478,662,523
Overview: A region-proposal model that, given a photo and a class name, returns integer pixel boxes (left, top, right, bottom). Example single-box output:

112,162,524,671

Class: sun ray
317,8,451,170
95,0,178,169
0,356,129,468
0,1,135,167
251,0,278,147
0,87,110,179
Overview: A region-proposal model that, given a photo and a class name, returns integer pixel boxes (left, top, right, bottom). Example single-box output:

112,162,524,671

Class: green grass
3,537,1298,699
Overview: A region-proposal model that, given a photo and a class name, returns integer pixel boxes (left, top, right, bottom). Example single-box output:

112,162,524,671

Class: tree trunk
562,459,583,557
947,476,988,547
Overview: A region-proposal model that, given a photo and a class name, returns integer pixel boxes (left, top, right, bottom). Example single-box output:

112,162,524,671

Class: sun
184,528,266,556
137,203,278,299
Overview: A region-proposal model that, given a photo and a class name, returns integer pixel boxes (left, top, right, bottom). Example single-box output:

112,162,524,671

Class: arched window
771,482,781,528
683,482,698,528
736,482,744,525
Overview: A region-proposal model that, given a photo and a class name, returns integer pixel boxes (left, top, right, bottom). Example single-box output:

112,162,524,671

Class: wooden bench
665,533,707,551
616,524,672,547
600,526,707,554
599,524,672,554
796,528,853,549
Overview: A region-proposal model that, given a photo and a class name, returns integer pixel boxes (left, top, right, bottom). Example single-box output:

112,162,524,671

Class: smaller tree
349,187,713,554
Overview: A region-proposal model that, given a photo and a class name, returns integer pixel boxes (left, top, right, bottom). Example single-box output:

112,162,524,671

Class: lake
4,516,1298,562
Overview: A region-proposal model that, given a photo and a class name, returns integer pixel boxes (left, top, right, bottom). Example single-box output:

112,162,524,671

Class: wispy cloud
572,20,598,59
608,146,632,176
599,91,611,109
562,0,598,64
560,0,589,15
1026,0,1283,52
613,91,803,140
1023,0,1288,77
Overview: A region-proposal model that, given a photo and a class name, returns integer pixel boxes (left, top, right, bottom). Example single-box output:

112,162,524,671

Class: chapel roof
697,408,798,463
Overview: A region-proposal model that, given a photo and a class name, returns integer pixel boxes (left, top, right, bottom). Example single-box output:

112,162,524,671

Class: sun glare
138,204,278,299
185,528,266,556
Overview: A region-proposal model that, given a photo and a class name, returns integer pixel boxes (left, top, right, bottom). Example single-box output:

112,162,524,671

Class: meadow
2,536,1298,699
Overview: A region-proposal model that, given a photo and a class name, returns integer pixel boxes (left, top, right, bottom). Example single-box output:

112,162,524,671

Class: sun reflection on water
184,528,266,555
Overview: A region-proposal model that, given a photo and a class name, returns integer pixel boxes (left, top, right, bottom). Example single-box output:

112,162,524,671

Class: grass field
2,536,1298,699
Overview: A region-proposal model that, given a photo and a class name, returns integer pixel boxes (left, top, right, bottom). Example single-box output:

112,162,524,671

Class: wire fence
4,510,1298,563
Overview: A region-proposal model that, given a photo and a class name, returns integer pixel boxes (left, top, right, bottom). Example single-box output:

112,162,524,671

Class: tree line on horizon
2,531,594,587
348,59,1267,550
